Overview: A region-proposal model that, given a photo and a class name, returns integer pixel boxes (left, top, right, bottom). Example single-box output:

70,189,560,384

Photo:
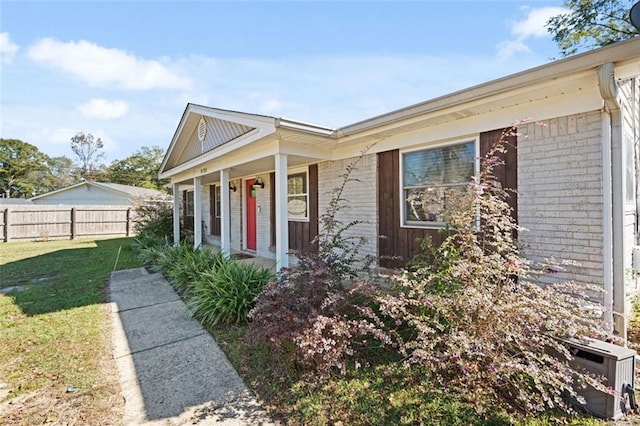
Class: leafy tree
106,146,167,191
547,0,639,57
70,132,106,181
33,155,77,194
0,138,49,198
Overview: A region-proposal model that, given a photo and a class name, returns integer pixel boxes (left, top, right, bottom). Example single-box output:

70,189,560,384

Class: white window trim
185,189,195,217
287,166,310,222
399,137,479,229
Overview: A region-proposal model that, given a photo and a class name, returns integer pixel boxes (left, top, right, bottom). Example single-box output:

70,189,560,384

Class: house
30,181,170,206
159,37,640,337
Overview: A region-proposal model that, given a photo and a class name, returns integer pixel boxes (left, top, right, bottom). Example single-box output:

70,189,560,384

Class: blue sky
1,1,566,163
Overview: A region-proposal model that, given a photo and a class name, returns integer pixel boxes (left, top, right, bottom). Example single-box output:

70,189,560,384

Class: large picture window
402,141,475,226
287,171,308,220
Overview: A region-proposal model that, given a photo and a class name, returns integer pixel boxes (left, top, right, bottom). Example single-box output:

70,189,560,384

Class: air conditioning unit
563,338,636,420
632,246,640,272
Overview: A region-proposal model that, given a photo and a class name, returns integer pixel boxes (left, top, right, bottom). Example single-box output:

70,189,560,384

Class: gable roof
31,181,169,202
159,37,640,178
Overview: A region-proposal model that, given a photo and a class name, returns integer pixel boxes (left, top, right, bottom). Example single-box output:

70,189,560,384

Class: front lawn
0,237,142,425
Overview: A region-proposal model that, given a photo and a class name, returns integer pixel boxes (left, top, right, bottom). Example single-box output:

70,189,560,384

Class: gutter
597,62,624,337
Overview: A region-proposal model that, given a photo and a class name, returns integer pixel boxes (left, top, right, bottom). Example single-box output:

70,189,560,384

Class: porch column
193,176,202,248
274,154,289,268
220,169,231,255
172,182,180,245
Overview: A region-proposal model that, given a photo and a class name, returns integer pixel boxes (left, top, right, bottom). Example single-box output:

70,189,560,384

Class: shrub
370,124,611,415
188,261,275,327
249,147,391,377
163,247,228,296
133,200,174,240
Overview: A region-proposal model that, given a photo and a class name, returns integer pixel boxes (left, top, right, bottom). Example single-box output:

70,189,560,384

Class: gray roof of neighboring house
30,181,171,202
90,182,171,200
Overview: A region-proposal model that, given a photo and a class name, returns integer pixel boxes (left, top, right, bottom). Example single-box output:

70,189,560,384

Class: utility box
632,246,640,272
564,338,636,420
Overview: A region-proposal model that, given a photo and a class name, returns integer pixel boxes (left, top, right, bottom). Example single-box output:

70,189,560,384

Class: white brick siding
518,111,604,301
317,153,378,262
230,179,242,252
255,174,275,259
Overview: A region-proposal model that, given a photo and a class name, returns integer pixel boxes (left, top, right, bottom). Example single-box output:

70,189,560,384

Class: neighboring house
30,181,170,206
159,37,640,337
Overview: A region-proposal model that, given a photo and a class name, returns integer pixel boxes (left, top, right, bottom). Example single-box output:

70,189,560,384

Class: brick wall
317,153,378,261
255,173,274,259
230,178,242,252
518,111,604,300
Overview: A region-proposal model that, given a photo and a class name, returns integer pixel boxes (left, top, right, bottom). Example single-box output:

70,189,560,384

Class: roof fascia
159,127,277,179
336,37,640,138
275,118,336,136
30,181,89,200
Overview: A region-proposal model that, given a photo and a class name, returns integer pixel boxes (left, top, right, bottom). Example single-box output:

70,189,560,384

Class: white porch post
274,154,289,269
172,182,180,246
193,176,202,248
220,169,231,255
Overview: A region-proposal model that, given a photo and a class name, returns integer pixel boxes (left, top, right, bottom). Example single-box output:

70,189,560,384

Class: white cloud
511,7,565,38
78,98,129,119
26,38,192,90
496,6,566,60
0,32,19,63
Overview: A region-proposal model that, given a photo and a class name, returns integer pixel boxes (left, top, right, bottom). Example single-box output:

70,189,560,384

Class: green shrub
188,261,275,327
132,232,169,265
133,201,174,240
164,248,228,296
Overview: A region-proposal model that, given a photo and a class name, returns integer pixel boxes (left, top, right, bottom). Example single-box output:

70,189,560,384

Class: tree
0,139,49,198
105,146,167,191
33,155,76,194
70,132,105,180
546,0,639,57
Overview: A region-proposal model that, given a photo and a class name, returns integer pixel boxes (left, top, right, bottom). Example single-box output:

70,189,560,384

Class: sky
0,0,568,164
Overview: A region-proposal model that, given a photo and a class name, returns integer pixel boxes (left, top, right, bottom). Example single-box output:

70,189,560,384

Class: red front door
245,179,257,250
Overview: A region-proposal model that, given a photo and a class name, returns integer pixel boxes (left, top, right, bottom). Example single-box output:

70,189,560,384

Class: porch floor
203,244,277,270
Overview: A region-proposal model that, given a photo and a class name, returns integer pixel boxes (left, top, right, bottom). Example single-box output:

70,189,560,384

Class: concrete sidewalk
108,267,274,425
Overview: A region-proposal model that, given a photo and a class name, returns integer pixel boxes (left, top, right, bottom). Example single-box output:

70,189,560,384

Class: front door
245,179,257,250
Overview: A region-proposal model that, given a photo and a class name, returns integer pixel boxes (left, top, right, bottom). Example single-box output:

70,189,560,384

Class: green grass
0,237,142,425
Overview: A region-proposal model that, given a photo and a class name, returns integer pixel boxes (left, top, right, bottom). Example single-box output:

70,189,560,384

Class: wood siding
479,128,518,221
270,164,319,253
377,128,517,268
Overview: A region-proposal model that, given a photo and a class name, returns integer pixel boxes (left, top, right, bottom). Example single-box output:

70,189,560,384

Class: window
287,171,308,220
185,190,194,216
402,141,475,226
214,185,221,218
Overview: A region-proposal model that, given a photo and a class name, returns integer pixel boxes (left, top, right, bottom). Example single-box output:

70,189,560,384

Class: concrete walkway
108,267,274,425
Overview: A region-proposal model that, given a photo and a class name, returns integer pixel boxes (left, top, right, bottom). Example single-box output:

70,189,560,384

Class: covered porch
159,104,336,270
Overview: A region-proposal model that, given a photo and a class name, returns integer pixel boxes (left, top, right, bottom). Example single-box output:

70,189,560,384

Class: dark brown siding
270,165,319,253
209,185,221,236
479,128,518,222
377,128,517,268
288,164,318,252
378,150,443,268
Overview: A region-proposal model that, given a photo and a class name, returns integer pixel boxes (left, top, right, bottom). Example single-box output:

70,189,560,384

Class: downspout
597,62,624,338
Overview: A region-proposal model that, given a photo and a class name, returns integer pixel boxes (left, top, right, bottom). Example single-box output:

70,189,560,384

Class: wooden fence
1,205,138,242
